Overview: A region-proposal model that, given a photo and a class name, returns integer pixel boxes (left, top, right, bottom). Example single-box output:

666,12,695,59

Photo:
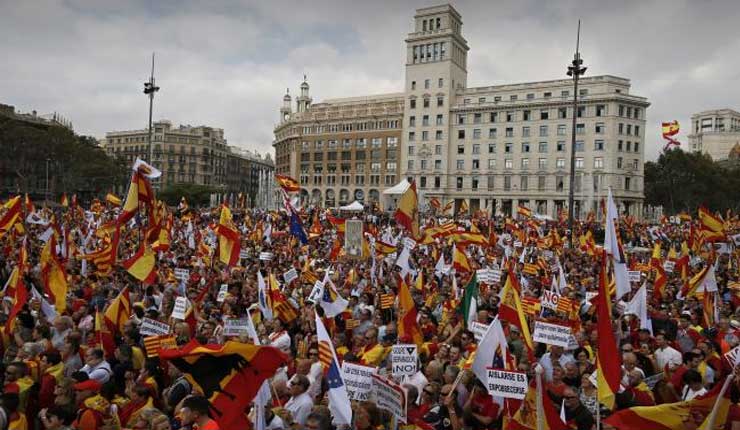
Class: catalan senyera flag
452,246,471,272
105,193,121,206
269,274,298,323
275,174,301,192
122,244,158,285
397,276,423,347
40,235,68,313
697,205,726,242
429,197,441,209
94,310,116,358
214,204,240,267
520,296,541,316
380,293,395,309
603,374,732,430
143,335,177,358
104,287,131,335
394,180,420,239
516,205,532,218
160,340,288,430
596,251,622,410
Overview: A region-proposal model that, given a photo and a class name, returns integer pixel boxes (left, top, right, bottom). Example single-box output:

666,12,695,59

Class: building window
634,142,639,152
558,108,567,119
558,124,567,136
488,159,496,169
438,78,443,88
435,145,442,155
521,158,529,169
434,176,441,188
541,109,549,120
423,98,430,108
596,104,606,116
520,175,528,190
435,159,442,169
594,157,604,169
490,112,497,122
527,93,535,100
506,111,515,122
576,123,585,135
435,130,443,140
457,145,464,154
577,106,585,117
472,159,480,169
420,160,427,170
408,146,414,155
437,96,444,107
474,113,482,124
556,175,564,191
594,139,604,151
409,116,416,127
456,159,464,170
505,159,513,169
574,174,582,192
422,131,429,141
575,140,584,152
471,176,479,189
487,176,494,191
473,129,481,139
488,143,496,153
522,126,530,137
505,143,513,153
522,142,530,153
504,175,511,191
626,124,632,135
556,158,565,169
488,128,497,138
410,99,416,109
424,79,430,89
625,177,631,190
626,141,631,151
617,157,623,169
538,158,547,170
409,132,415,141
411,81,416,90
407,160,414,170
472,144,480,154
422,115,429,126
523,110,531,121
538,142,548,153
618,123,624,134
456,177,463,190
595,122,605,134
538,175,546,191
539,125,548,137
458,130,465,139
458,114,466,124
634,125,640,136
505,127,514,137
618,140,623,151
436,114,443,125
619,105,624,117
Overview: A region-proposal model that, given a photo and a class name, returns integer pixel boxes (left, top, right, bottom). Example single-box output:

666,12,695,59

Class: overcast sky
2,0,739,160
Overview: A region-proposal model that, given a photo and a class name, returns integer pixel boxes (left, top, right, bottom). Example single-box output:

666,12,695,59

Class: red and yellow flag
395,180,420,239
105,193,121,206
697,205,725,242
60,193,69,207
40,235,68,313
275,174,300,192
452,246,471,272
214,204,240,267
122,244,157,284
0,196,22,236
104,287,131,335
498,270,534,359
596,251,622,410
516,205,532,218
397,276,423,346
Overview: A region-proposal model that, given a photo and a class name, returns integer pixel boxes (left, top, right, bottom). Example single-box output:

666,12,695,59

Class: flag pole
703,373,733,430
535,365,544,430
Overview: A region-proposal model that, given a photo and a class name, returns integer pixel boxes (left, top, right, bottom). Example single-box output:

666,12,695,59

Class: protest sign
470,321,489,342
307,281,324,304
283,268,299,284
174,268,189,281
223,318,250,337
345,220,364,258
540,290,562,311
171,297,188,320
259,252,274,261
341,362,377,401
628,271,642,283
216,284,228,302
724,345,740,367
391,344,417,379
532,321,572,348
490,269,502,283
403,237,417,250
371,374,406,422
663,260,675,273
486,368,528,400
140,318,171,336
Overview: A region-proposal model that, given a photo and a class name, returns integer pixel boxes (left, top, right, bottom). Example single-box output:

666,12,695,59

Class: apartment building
688,108,740,160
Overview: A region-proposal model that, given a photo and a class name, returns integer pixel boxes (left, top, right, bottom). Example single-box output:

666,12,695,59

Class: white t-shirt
682,385,707,401
284,391,313,426
655,346,682,370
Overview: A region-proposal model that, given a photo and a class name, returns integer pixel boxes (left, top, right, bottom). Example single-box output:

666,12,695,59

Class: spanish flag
457,199,469,215
60,193,69,207
394,180,420,239
214,204,240,267
160,340,288,430
275,174,301,192
23,194,34,213
374,240,397,256
0,196,22,235
452,245,471,272
3,266,27,334
697,205,725,242
595,251,622,410
507,379,569,430
498,269,534,360
105,193,122,207
122,244,157,285
326,213,346,234
118,171,155,224
650,242,667,300
397,275,423,346
447,232,488,247
104,287,131,335
516,205,532,218
40,235,68,313
429,197,441,209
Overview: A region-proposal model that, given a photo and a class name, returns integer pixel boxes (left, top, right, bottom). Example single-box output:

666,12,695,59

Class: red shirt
470,391,500,429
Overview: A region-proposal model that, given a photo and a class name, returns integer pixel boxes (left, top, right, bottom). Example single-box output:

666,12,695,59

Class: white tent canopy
382,178,411,195
339,200,364,211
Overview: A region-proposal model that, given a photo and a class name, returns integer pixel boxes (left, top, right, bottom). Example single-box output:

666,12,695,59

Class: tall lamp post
566,20,586,247
144,53,160,178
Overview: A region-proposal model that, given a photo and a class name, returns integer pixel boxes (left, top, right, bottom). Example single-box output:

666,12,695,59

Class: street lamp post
144,52,160,173
45,158,50,206
566,20,586,247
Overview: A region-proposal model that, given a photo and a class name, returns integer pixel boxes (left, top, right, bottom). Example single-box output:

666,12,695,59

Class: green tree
644,148,740,214
158,183,217,207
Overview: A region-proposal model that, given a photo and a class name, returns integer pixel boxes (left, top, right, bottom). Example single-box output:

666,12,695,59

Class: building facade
274,4,650,217
273,80,403,208
103,121,273,207
688,109,740,161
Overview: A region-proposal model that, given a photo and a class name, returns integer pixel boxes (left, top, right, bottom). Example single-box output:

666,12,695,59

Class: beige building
273,80,403,207
688,108,740,160
103,121,273,206
274,4,650,217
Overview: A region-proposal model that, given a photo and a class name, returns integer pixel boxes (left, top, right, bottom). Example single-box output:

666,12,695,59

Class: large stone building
273,80,403,207
688,108,740,161
275,4,650,217
103,120,273,207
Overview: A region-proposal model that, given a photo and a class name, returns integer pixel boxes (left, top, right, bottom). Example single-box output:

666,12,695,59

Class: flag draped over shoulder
160,340,288,430
596,251,622,410
315,311,353,426
214,204,240,267
40,235,68,313
397,275,423,346
394,180,420,239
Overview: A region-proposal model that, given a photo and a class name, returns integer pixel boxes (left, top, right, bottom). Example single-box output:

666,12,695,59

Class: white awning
382,178,411,195
339,200,364,211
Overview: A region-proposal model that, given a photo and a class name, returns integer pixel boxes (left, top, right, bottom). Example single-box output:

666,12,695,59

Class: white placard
542,250,554,259
470,321,490,342
239,249,249,260
345,219,364,258
724,345,740,367
391,344,418,379
490,269,502,283
259,252,274,261
139,318,170,336
283,268,299,284
371,374,407,423
486,368,528,400
663,261,675,273
216,284,228,302
403,237,417,250
628,271,642,283
223,318,250,337
476,269,491,284
341,362,377,401
307,281,324,304
172,297,188,320
513,241,523,248
174,268,190,281
532,320,572,348
540,290,561,311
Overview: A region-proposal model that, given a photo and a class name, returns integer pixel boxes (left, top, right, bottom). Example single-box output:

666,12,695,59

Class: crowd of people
1,177,739,430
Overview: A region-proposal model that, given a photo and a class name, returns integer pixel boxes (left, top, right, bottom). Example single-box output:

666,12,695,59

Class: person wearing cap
72,379,110,430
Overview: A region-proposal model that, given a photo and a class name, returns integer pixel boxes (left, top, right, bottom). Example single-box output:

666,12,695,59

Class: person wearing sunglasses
559,387,594,430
